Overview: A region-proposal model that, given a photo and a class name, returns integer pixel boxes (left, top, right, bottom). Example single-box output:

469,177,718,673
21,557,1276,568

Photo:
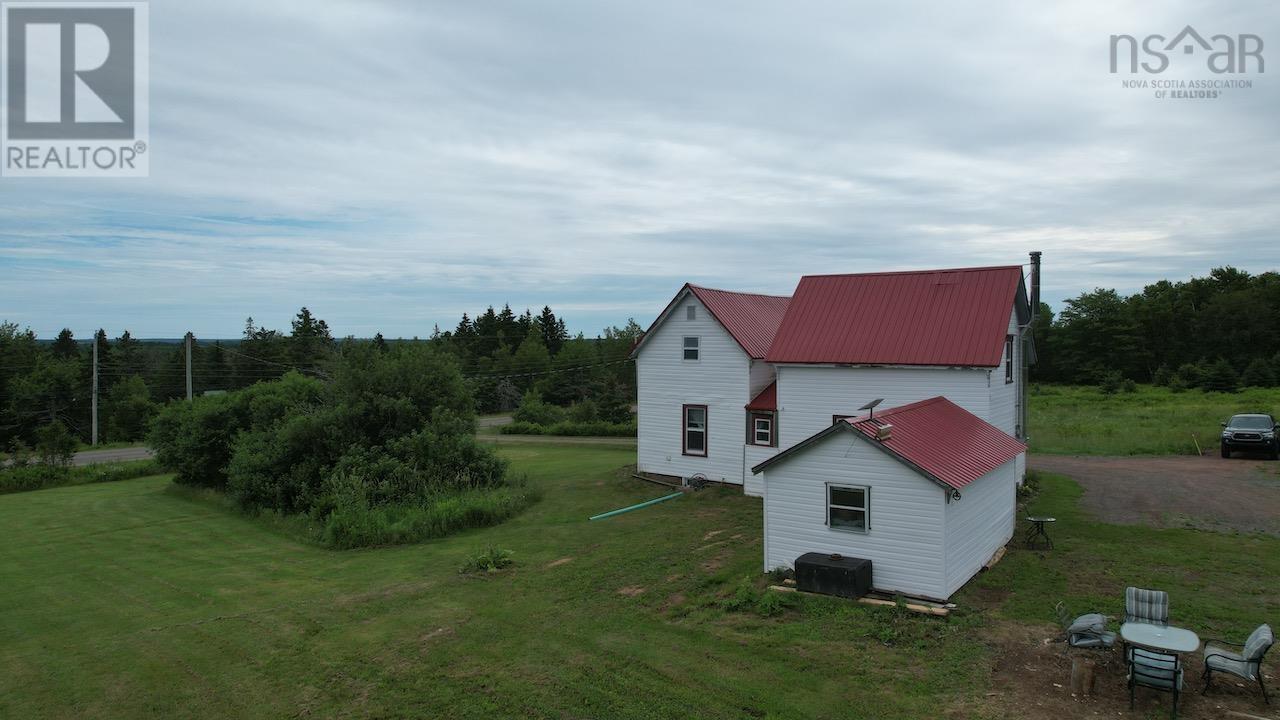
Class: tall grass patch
1029,384,1280,455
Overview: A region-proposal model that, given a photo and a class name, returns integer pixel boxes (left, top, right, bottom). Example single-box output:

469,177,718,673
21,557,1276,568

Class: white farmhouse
631,258,1038,495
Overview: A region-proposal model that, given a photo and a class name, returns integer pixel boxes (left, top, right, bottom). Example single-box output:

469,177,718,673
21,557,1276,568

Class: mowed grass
966,472,1280,639
1028,384,1280,455
0,446,991,720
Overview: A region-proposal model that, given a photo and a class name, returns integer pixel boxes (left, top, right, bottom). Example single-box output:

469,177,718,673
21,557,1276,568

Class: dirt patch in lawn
967,621,1276,719
1031,454,1280,535
616,586,646,597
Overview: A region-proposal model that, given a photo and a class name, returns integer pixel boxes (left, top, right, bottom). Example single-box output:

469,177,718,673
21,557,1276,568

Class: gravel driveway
1030,454,1280,535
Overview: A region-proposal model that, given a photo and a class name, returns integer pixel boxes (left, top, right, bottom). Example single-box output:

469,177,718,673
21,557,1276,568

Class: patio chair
1202,623,1273,705
1129,647,1183,719
1124,587,1169,626
1054,601,1116,649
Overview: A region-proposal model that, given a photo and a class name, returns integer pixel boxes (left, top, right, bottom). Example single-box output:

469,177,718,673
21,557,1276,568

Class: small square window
686,305,696,321
827,484,868,532
753,417,772,445
683,336,700,361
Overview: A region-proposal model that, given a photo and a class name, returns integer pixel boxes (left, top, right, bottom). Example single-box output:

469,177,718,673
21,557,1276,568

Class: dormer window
686,305,696,320
683,336,700,361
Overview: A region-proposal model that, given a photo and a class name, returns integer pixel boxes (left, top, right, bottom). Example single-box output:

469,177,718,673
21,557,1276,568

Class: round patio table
1023,516,1055,549
1120,623,1201,654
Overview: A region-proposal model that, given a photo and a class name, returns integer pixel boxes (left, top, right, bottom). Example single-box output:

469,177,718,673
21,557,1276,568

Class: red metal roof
745,381,777,411
765,266,1025,367
687,285,791,359
847,397,1026,490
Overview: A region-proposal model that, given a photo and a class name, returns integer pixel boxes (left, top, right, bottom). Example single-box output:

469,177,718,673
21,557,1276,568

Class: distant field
1029,384,1280,456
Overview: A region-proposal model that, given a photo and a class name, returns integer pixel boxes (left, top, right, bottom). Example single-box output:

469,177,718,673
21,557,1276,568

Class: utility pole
185,332,194,402
91,336,99,446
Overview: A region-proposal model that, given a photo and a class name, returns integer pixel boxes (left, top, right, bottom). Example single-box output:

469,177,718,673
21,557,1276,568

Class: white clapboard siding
748,359,775,399
942,459,1016,597
774,365,993,449
985,307,1028,484
743,444,778,497
636,294,751,485
760,432,947,598
988,308,1019,436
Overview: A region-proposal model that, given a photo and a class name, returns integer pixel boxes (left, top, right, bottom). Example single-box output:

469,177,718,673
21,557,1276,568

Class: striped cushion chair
1125,587,1170,626
1202,624,1273,705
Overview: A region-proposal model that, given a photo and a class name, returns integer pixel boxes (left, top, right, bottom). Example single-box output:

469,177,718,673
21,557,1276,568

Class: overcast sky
2,0,1277,339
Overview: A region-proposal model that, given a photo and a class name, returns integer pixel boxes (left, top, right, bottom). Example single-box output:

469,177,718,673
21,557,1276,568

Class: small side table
1024,516,1056,549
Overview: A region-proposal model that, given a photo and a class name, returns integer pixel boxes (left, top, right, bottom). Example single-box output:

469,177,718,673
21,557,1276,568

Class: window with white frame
827,484,868,532
686,305,696,321
1004,335,1015,384
683,336,700,361
683,405,707,456
749,412,774,447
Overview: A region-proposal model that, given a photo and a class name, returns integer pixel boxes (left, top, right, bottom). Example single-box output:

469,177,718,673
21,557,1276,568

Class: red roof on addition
688,285,791,359
765,266,1025,367
753,396,1026,490
745,382,777,411
847,397,1026,490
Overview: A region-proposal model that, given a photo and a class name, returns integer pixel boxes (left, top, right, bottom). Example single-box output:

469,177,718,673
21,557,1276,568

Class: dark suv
1220,413,1279,459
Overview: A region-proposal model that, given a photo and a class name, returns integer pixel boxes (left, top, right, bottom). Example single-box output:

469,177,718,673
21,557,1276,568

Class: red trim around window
682,404,708,457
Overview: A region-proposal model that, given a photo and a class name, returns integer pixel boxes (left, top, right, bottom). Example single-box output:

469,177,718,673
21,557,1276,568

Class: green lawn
968,472,1279,637
2,445,1276,719
1028,384,1280,455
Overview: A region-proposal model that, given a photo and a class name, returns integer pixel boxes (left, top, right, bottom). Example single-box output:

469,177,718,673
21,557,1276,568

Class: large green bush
149,344,526,547
512,391,565,426
149,372,323,489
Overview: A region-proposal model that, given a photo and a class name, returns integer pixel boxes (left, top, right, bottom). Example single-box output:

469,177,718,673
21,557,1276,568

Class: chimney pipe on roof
1029,251,1042,320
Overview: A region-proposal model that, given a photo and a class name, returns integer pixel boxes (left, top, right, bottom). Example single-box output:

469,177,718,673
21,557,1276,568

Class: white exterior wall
760,432,948,599
989,309,1029,483
743,445,776,497
774,365,994,449
748,359,775,398
636,294,752,485
942,459,1016,597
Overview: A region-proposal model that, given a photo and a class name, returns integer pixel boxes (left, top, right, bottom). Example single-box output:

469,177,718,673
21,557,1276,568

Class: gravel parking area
1030,454,1280,535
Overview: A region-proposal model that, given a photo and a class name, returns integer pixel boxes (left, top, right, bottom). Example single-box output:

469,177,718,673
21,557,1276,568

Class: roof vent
875,423,894,441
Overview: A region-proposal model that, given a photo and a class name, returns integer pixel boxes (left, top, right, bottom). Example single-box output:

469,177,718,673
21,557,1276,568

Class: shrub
499,420,637,437
1097,371,1124,395
513,391,565,426
1200,358,1239,393
1168,362,1205,392
34,421,76,467
0,459,161,495
459,545,516,574
1151,364,1172,387
1241,358,1277,388
1120,378,1137,393
0,464,67,494
567,398,599,423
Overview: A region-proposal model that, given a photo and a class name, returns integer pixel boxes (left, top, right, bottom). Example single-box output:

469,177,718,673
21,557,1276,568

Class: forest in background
0,304,641,451
2,265,1278,453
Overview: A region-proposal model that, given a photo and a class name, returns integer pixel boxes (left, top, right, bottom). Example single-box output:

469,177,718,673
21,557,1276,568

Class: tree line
1031,267,1280,392
1,304,642,452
